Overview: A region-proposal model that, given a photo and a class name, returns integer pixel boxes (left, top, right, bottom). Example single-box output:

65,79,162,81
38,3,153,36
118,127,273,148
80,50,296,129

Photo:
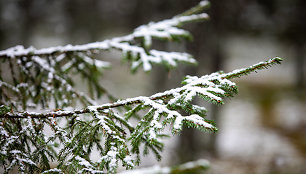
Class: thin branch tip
271,57,283,64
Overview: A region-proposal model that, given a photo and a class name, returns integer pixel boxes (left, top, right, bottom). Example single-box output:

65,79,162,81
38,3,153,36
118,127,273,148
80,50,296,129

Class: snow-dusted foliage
0,57,282,173
0,0,209,111
0,0,283,173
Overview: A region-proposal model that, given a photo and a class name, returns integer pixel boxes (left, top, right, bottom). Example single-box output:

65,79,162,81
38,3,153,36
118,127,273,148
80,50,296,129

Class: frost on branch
0,0,210,111
0,0,283,173
0,57,282,173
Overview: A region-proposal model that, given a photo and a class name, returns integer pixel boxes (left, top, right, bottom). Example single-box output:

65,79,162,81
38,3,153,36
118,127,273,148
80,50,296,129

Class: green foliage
0,57,282,173
0,0,283,173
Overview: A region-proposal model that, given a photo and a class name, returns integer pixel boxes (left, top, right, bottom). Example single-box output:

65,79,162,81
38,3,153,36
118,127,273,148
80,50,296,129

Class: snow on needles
0,12,208,72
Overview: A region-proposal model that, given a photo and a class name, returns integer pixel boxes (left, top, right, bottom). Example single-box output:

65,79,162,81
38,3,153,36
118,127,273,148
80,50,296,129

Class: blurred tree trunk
295,44,305,91
178,0,226,162
294,0,306,94
63,0,101,43
19,0,34,46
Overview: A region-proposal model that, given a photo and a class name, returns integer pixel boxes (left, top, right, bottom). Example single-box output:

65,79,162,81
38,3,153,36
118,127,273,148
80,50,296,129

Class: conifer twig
0,1,284,172
0,10,208,60
0,57,282,119
0,0,211,111
223,57,283,79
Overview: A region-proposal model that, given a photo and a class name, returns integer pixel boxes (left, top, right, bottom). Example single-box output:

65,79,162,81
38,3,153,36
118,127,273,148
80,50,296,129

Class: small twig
176,0,211,17
223,57,283,80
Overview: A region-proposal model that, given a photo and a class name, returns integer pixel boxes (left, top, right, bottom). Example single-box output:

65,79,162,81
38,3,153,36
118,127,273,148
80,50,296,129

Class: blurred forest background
0,0,305,173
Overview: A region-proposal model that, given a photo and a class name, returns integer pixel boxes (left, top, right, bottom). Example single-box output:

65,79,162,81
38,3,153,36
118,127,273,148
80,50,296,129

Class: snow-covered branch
1,57,282,119
0,57,282,173
0,5,209,72
0,1,210,112
0,1,284,173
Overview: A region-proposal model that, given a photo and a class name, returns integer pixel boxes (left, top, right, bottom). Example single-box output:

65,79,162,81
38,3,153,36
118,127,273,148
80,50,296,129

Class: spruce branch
0,0,210,111
0,57,282,173
0,4,209,71
0,0,284,173
1,57,282,119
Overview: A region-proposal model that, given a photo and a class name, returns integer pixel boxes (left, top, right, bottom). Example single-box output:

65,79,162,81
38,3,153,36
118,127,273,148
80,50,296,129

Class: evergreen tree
0,1,282,173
